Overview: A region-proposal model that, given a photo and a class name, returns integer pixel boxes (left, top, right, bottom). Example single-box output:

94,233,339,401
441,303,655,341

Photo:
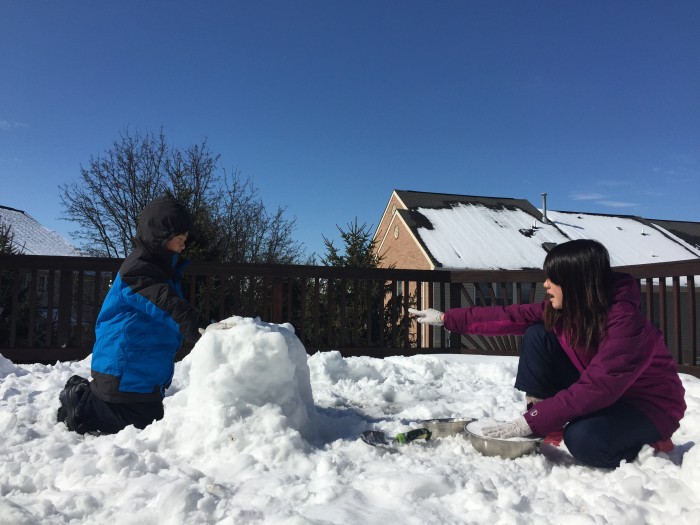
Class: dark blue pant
81,390,164,434
514,323,661,468
60,379,165,435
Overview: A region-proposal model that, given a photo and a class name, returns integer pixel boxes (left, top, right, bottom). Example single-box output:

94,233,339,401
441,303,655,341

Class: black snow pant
58,376,164,435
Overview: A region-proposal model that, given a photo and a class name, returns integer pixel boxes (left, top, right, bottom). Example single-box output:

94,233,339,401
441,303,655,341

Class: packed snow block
185,316,316,439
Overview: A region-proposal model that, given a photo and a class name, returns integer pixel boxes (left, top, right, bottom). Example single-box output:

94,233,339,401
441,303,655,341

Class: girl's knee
564,426,609,467
519,324,550,361
564,423,638,469
522,323,548,344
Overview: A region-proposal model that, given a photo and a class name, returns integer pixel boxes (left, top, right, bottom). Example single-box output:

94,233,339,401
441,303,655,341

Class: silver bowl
465,420,542,459
420,418,475,438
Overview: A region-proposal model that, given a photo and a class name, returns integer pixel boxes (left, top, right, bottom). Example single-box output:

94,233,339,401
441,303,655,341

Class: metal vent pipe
541,193,549,224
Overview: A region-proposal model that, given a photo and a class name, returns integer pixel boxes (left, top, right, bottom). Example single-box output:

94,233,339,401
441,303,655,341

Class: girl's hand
408,308,444,326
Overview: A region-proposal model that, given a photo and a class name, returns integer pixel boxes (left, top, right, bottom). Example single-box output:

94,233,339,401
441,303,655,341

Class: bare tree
214,171,303,264
59,128,303,264
163,139,223,262
60,129,170,257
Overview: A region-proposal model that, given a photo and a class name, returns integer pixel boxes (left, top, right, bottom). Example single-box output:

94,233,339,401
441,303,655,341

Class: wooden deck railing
1,254,698,377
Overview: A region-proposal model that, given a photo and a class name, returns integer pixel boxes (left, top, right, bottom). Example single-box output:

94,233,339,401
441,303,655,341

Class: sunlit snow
1,316,699,524
0,206,79,256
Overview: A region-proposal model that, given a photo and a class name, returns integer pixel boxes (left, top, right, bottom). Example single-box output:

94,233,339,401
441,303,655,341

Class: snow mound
143,316,317,469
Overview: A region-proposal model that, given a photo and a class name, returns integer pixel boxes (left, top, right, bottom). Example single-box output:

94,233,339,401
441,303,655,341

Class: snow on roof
0,205,80,256
546,210,700,266
415,203,570,270
407,197,700,270
648,219,700,251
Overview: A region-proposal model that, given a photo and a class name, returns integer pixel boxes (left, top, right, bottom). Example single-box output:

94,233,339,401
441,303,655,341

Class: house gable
374,190,407,254
376,209,434,270
374,191,435,269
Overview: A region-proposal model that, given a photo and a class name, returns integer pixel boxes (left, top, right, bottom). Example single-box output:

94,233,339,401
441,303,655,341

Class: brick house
374,190,700,271
373,190,700,349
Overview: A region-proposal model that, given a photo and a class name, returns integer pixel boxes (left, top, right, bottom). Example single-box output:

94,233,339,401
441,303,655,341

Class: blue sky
1,1,699,258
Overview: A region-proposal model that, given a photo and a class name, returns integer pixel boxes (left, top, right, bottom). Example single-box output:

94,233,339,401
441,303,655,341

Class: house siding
375,192,432,271
373,190,700,354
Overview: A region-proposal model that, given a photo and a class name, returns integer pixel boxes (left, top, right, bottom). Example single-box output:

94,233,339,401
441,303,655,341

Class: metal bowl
420,418,475,438
465,419,542,459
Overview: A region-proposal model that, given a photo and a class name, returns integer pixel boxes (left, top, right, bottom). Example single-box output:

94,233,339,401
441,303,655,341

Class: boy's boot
57,376,91,434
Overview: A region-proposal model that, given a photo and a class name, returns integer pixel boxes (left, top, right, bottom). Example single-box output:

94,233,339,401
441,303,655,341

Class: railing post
57,270,74,347
673,276,682,364
272,277,283,324
689,275,697,366
659,278,667,346
27,268,37,345
439,282,446,348
449,282,461,349
9,269,19,347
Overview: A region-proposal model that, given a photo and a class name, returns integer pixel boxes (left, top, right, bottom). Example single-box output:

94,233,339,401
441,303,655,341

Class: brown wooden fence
1,254,698,377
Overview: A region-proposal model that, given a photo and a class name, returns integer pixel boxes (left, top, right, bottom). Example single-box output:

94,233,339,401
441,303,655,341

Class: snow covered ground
1,316,699,524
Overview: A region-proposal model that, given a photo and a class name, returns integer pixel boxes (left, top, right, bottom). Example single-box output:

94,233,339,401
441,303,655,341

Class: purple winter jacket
443,273,686,440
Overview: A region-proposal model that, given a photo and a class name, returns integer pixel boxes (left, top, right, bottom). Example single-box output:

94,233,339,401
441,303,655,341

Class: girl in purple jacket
410,239,686,468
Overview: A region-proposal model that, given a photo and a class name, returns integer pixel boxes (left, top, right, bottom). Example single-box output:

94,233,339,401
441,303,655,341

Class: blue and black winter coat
90,197,202,403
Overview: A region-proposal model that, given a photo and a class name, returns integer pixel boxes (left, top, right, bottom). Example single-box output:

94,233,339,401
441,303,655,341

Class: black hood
135,197,194,252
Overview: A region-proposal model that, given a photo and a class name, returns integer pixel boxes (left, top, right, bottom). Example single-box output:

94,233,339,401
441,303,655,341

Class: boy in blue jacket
57,196,204,434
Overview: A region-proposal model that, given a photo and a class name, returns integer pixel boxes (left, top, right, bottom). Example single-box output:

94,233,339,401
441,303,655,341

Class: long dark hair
543,239,614,353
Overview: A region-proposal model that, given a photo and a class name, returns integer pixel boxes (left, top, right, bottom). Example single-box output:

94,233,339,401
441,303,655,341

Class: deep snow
1,316,699,524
